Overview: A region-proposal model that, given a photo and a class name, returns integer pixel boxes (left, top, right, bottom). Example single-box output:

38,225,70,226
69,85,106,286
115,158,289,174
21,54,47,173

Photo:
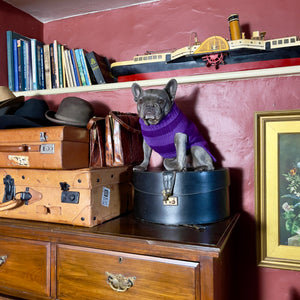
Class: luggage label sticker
8,155,29,166
101,187,110,207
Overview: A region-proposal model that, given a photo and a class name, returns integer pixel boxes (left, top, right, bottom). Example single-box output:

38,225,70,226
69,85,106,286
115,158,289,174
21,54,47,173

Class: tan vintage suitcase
0,166,133,227
0,126,89,169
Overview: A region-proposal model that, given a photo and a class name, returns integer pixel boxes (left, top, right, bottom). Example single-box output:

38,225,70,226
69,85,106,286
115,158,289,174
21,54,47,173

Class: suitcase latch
2,175,15,203
162,171,178,206
40,132,48,142
60,182,80,204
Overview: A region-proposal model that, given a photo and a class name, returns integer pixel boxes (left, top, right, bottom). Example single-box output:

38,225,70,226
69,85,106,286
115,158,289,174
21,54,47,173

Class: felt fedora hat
45,96,95,127
0,86,24,116
0,98,51,129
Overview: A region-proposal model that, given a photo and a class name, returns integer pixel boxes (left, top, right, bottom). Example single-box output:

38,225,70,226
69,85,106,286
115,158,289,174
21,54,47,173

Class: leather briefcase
87,117,106,168
0,126,89,169
0,166,133,227
105,111,143,167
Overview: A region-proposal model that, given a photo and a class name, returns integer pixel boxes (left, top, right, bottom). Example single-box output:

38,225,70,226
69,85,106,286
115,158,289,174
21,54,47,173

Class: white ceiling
4,0,160,23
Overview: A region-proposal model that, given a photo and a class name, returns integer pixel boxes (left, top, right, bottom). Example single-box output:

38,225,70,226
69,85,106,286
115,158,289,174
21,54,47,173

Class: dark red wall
1,0,300,299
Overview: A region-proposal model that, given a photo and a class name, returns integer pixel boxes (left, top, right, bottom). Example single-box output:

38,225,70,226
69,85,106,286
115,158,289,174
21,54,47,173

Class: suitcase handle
0,187,43,212
0,145,40,152
0,198,22,211
109,111,142,134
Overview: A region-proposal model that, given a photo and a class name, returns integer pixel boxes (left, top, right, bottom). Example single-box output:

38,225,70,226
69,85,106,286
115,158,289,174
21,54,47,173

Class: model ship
111,14,300,82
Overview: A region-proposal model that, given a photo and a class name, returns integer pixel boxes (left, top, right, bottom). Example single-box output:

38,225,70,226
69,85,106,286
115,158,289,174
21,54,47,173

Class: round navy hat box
132,168,230,225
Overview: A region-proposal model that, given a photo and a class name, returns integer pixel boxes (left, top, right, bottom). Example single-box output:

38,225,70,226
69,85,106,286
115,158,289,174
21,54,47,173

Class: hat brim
45,110,87,127
0,96,24,108
0,96,25,116
0,115,42,129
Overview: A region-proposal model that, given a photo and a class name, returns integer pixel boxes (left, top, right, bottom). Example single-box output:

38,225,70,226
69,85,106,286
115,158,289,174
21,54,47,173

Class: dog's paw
133,164,148,172
194,165,214,172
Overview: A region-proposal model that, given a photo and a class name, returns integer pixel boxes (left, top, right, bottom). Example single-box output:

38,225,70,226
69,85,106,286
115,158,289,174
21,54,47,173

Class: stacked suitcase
0,126,133,227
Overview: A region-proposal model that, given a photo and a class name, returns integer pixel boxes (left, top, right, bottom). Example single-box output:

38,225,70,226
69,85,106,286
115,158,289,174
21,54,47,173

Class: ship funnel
228,14,242,40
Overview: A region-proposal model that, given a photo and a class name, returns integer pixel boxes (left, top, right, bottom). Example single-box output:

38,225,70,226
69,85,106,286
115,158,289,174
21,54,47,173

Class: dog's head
131,79,178,125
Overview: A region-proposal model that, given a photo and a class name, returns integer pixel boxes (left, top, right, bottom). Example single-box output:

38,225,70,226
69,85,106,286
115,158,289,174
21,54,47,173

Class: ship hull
111,46,300,82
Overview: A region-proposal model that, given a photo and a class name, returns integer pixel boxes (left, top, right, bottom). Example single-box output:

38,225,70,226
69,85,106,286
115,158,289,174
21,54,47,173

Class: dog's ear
164,79,178,101
131,83,143,102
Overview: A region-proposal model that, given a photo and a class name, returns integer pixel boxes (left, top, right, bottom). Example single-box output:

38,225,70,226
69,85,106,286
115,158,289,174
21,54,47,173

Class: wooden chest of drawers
0,213,238,300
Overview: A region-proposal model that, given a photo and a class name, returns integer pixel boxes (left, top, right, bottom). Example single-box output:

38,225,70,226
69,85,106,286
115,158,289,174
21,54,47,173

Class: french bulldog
131,79,215,172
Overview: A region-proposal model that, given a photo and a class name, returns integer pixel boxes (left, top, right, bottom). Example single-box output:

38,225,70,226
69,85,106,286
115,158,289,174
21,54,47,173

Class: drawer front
57,244,199,300
0,237,50,297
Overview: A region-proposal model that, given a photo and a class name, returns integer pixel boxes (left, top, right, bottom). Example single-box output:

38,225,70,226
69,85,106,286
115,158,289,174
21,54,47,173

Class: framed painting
255,110,300,271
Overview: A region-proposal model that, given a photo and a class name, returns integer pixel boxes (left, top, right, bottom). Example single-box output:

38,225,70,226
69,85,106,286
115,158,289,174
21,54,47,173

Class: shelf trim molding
14,65,300,97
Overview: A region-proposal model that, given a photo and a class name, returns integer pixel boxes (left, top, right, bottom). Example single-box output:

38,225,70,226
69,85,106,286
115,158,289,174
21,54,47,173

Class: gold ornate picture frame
255,110,300,271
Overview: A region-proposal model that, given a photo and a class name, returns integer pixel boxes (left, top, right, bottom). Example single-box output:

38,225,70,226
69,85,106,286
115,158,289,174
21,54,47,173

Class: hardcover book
74,49,87,85
85,51,116,84
67,50,77,87
12,39,19,91
15,39,24,91
57,44,64,88
43,44,52,89
49,44,56,88
78,49,92,85
53,40,60,88
62,49,71,87
31,39,44,90
70,49,81,86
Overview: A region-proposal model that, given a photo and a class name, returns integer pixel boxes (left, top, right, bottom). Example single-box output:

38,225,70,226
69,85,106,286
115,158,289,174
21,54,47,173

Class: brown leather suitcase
0,126,89,169
0,166,133,227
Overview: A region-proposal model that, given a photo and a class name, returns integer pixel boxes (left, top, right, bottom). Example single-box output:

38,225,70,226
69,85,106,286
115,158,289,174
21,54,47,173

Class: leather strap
0,187,42,212
0,145,40,152
109,111,141,134
86,116,105,130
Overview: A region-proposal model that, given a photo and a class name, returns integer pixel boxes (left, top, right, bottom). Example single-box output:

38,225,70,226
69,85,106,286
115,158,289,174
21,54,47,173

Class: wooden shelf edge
14,65,300,97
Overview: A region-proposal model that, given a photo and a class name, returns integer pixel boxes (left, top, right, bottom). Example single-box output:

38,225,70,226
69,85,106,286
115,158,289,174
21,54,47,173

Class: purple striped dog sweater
139,103,216,161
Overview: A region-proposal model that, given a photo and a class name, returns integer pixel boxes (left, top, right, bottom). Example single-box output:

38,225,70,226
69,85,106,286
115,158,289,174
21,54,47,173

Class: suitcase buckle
162,171,178,206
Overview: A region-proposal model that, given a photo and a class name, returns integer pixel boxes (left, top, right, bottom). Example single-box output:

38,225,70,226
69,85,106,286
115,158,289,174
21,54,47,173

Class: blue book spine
22,40,28,91
13,39,19,91
17,40,24,91
6,31,14,91
36,43,44,90
70,49,80,86
75,49,86,85
79,49,91,85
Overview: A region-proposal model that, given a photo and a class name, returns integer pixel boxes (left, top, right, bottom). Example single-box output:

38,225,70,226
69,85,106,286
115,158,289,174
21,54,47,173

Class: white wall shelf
14,65,300,97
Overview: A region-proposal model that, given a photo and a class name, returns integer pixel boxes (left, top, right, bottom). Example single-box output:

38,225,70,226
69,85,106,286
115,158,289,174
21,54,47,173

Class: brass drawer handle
105,271,136,292
0,255,7,266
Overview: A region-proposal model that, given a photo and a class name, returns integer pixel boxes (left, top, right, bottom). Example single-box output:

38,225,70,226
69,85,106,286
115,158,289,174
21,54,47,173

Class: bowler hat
45,96,95,127
0,86,24,116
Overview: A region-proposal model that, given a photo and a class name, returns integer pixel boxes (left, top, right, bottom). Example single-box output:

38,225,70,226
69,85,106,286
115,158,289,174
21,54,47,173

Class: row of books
6,31,116,92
